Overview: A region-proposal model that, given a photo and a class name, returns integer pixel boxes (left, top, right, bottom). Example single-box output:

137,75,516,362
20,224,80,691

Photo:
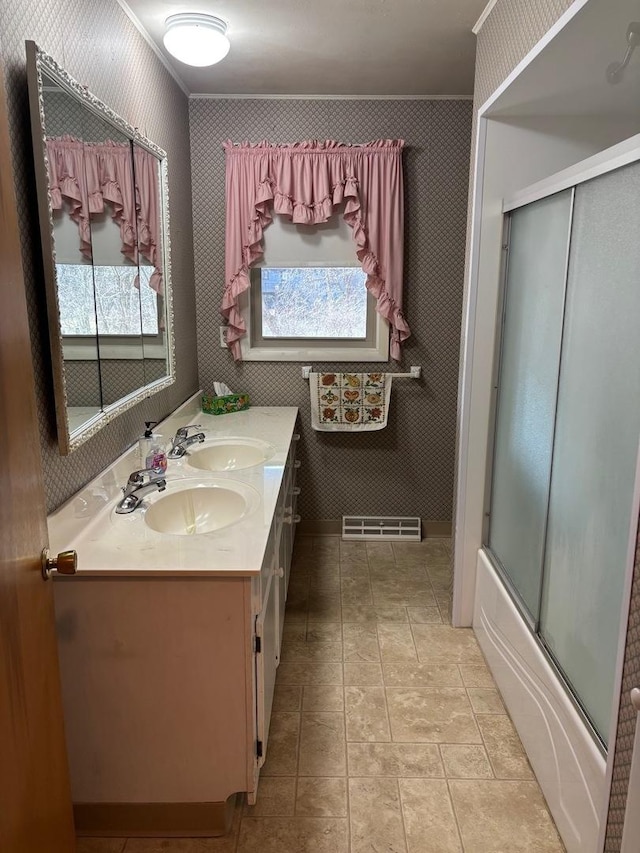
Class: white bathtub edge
473,549,607,853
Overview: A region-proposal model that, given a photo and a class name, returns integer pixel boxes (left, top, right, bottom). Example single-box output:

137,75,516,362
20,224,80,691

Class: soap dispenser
138,421,167,472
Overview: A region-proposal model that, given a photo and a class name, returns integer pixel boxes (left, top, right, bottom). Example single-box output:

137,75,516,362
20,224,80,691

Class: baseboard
74,795,236,837
297,519,452,538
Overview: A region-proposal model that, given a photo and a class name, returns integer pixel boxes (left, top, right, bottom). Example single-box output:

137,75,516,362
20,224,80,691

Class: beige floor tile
281,622,306,643
458,663,495,688
282,608,307,625
399,778,462,852
345,686,391,742
366,542,395,562
340,576,373,605
298,712,347,776
276,662,343,685
386,688,481,743
78,842,126,853
434,592,453,612
280,638,343,662
347,742,443,777
303,684,344,712
315,536,340,552
467,687,505,714
340,540,368,558
371,579,436,607
342,604,408,622
244,776,296,816
309,573,341,593
339,558,370,577
427,566,453,591
407,605,442,623
377,623,418,661
342,623,380,661
477,714,534,779
123,838,234,852
349,777,407,853
339,542,369,568
305,622,343,642
236,817,348,852
392,543,429,565
440,744,494,779
306,595,342,622
449,780,564,852
344,662,384,686
411,624,484,664
382,661,463,688
306,559,340,578
261,713,300,776
293,535,314,551
295,777,348,817
283,589,309,617
272,684,302,712
369,564,426,583
422,538,452,560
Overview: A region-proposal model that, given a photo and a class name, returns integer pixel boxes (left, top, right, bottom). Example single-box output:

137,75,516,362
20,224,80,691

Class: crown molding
473,0,500,35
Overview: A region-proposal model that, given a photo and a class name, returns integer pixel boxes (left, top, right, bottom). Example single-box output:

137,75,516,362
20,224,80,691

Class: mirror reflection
27,43,173,453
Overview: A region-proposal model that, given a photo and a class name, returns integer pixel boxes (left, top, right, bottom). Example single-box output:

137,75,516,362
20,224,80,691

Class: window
238,213,389,361
57,263,159,336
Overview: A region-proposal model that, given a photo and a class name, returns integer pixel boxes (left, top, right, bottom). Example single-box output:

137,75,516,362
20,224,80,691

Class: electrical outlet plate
219,326,228,348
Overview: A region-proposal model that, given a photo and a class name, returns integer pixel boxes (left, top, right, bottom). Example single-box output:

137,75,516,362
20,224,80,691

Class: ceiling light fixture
163,13,230,67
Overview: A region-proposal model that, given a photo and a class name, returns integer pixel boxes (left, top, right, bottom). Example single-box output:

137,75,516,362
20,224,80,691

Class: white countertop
48,394,299,578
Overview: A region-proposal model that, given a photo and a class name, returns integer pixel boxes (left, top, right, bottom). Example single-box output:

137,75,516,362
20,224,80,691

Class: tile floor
77,537,565,853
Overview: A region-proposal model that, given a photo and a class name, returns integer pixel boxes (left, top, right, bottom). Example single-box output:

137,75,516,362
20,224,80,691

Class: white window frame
238,266,390,362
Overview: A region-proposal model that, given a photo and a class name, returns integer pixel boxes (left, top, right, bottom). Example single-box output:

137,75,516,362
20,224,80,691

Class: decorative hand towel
309,372,393,432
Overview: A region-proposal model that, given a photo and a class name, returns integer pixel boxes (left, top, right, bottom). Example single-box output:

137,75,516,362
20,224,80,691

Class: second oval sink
143,481,260,536
187,437,275,472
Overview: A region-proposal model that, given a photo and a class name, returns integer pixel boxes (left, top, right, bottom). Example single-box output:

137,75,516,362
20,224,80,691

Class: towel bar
301,365,421,380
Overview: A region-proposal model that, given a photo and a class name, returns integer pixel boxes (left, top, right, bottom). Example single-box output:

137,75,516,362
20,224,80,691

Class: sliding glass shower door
487,157,640,746
488,190,572,620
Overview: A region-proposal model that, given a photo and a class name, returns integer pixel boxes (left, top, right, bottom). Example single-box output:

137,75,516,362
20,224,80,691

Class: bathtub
473,549,607,852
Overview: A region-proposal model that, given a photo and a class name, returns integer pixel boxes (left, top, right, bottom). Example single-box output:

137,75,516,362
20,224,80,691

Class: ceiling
119,0,488,96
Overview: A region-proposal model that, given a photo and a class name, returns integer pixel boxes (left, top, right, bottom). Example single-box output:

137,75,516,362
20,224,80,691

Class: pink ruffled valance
46,135,163,294
223,138,410,360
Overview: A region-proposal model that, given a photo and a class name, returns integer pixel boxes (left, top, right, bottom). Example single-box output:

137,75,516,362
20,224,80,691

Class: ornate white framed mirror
25,40,175,455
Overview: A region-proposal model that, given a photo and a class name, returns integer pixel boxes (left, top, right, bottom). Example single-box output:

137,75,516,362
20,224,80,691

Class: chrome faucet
115,467,166,514
167,424,205,459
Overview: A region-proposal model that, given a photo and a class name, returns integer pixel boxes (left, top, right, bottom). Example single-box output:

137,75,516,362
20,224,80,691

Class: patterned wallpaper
0,0,199,512
65,359,167,407
471,2,639,850
190,97,472,523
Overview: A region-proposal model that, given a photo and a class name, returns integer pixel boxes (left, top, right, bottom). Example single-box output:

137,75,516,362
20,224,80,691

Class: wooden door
0,65,76,852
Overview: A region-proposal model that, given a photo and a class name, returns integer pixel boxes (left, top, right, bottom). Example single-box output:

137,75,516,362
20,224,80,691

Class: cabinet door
255,571,278,768
276,535,287,663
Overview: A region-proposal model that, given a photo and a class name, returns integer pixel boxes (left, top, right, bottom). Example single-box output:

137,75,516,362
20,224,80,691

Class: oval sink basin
143,481,259,536
187,438,275,472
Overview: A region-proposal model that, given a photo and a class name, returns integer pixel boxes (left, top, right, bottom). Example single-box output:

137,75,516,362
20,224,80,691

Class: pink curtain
223,139,410,361
133,145,163,294
46,135,103,260
95,140,138,267
45,137,163,293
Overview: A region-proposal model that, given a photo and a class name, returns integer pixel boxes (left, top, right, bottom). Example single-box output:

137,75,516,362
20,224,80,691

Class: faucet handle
126,466,165,486
176,424,203,440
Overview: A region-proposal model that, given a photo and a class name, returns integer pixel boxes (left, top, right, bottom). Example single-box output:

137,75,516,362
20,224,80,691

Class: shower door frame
483,135,640,756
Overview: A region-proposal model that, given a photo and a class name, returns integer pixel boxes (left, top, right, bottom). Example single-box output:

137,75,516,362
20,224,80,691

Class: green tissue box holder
201,392,250,416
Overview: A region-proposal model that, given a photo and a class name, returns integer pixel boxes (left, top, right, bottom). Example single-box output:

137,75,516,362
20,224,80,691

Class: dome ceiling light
163,13,230,67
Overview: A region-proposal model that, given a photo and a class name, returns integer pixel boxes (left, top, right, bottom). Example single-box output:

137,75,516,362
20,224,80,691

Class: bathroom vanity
48,395,300,836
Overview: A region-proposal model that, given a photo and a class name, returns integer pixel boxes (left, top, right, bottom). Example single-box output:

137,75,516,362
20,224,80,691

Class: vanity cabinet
53,421,299,836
